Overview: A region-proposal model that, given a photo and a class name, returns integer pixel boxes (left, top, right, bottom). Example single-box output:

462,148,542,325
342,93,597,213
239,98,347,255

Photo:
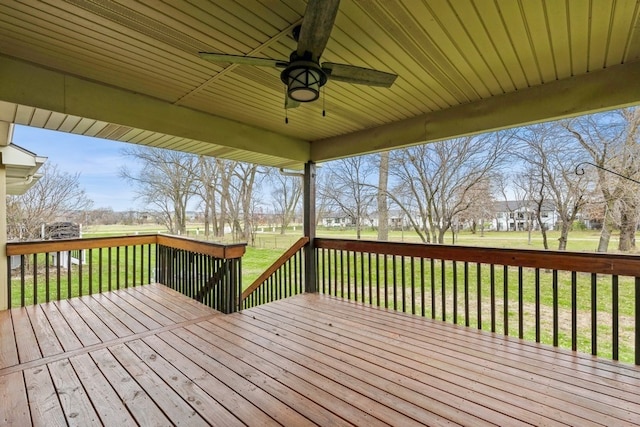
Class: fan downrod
292,25,302,42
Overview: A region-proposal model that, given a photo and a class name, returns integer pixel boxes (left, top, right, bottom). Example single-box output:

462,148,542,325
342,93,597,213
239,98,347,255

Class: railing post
304,161,316,293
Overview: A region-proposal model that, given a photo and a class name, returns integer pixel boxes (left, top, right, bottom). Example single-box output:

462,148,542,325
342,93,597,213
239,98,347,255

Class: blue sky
12,125,140,211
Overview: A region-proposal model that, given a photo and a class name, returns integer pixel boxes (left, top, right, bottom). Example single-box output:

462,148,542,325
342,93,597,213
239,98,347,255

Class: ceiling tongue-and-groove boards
0,0,639,169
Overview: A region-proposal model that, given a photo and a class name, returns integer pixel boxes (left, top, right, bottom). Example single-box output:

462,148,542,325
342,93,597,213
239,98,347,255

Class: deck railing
6,234,246,313
156,234,245,313
315,238,640,365
241,237,308,309
7,235,156,308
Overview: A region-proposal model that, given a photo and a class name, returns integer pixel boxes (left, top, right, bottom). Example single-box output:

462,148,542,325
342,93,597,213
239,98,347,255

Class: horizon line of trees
7,107,640,253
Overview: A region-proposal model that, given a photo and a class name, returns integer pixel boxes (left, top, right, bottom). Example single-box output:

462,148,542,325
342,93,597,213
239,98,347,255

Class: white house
492,200,559,232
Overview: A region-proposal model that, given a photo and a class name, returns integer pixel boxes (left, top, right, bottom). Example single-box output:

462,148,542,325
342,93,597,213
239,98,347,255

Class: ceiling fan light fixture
281,61,327,102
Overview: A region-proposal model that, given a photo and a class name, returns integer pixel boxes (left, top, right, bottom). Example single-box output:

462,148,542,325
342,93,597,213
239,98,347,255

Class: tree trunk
618,208,636,251
203,209,210,238
557,221,570,250
597,203,616,252
536,212,549,249
377,152,389,241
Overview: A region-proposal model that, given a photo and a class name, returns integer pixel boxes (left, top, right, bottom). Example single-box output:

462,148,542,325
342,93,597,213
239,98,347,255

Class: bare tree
120,146,197,235
455,176,496,238
7,163,93,240
387,134,509,243
224,162,264,241
192,156,222,239
269,170,302,234
494,172,518,232
512,171,539,246
512,123,591,250
563,108,640,252
319,156,377,239
315,169,334,227
214,159,236,237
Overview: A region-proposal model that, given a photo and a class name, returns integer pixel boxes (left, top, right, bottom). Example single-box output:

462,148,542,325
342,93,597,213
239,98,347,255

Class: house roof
494,200,557,213
0,1,639,169
0,143,46,195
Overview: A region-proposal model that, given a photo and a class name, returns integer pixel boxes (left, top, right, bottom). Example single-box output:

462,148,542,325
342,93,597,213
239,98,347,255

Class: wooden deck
1,284,640,426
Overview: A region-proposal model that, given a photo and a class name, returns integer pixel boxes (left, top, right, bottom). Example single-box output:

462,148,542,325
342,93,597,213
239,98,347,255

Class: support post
0,122,10,310
303,161,316,293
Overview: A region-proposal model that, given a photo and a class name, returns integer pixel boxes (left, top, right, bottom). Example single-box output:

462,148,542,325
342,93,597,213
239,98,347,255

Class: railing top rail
6,233,247,259
6,234,158,256
315,238,640,276
241,236,309,301
156,234,246,259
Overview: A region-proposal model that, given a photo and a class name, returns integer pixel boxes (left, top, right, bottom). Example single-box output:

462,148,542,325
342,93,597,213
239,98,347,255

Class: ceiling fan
198,0,397,109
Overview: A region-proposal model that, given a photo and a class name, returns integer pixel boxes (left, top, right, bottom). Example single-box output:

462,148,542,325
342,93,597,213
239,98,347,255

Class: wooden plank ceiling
0,0,639,169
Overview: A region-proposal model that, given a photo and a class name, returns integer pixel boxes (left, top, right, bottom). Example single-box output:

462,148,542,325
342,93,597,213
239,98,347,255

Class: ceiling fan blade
296,0,340,61
322,63,397,87
199,52,287,68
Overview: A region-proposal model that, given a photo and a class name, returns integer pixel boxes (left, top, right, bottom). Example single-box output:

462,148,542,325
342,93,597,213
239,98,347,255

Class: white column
0,122,10,310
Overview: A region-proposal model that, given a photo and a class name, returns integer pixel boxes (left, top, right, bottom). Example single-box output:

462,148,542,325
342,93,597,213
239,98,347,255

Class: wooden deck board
2,286,640,426
48,358,101,425
142,333,279,427
230,307,520,426
65,298,118,342
10,307,41,363
126,338,246,427
118,287,190,324
135,284,210,319
0,371,30,426
90,348,173,426
145,284,215,318
52,300,102,347
39,301,83,353
283,297,640,410
23,365,66,427
24,305,63,358
70,353,137,425
108,342,210,426
258,298,635,425
75,294,136,338
0,309,18,368
100,291,169,328
174,325,366,427
87,292,148,335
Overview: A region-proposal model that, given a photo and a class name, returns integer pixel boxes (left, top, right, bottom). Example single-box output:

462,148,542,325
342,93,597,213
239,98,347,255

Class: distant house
492,200,559,231
321,214,354,228
320,209,420,230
